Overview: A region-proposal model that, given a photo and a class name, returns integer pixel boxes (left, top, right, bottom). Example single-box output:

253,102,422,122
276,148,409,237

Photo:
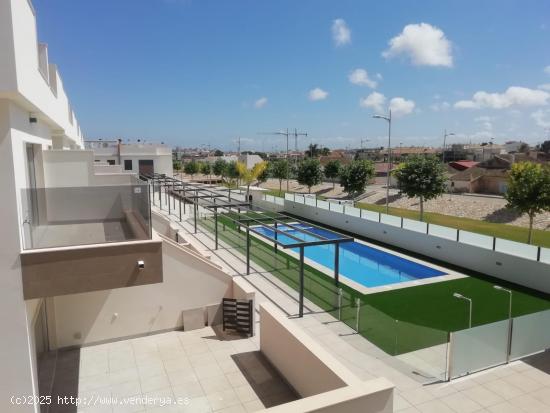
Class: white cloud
430,101,450,111
359,92,386,113
389,97,415,117
474,116,493,131
544,65,550,75
474,115,492,122
538,83,550,91
455,87,549,109
376,73,383,80
531,109,550,128
382,23,453,67
308,88,329,101
253,97,268,109
332,19,351,46
348,69,378,88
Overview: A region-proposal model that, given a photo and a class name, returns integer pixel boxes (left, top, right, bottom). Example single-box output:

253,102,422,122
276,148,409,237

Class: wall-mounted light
29,113,37,124
137,260,145,269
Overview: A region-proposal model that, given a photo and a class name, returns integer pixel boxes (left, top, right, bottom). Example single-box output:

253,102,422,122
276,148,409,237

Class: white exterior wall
120,154,173,176
0,0,87,410
0,0,83,147
42,150,135,187
0,99,51,413
50,237,233,348
285,201,550,293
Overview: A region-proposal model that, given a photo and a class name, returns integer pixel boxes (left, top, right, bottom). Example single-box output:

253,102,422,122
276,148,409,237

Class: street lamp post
494,285,513,362
373,110,392,213
453,292,472,329
442,129,455,164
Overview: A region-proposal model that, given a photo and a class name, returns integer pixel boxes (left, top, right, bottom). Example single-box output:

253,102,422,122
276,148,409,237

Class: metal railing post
355,298,360,332
446,332,453,381
179,196,182,221
338,288,343,321
215,210,219,250
299,246,305,317
394,320,399,355
246,224,251,274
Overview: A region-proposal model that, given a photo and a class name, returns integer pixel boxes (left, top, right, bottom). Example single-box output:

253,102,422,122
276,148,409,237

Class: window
107,160,116,165
124,160,133,171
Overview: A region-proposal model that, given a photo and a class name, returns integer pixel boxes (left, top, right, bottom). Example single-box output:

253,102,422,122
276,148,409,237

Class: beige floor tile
140,374,171,394
194,363,224,380
180,396,212,413
508,393,550,413
225,372,248,388
200,376,233,394
400,388,435,406
502,372,544,393
172,381,205,399
206,389,240,411
483,378,524,400
486,401,522,413
416,399,455,413
215,404,246,413
242,399,264,413
439,391,483,413
233,385,257,404
459,385,504,408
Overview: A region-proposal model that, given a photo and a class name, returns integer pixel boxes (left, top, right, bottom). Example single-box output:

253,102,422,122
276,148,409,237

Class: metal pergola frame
140,173,354,317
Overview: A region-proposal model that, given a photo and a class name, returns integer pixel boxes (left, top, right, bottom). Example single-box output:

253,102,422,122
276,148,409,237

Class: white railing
265,192,550,264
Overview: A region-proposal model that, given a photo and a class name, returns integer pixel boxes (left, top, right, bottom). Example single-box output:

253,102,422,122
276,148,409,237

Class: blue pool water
254,224,446,288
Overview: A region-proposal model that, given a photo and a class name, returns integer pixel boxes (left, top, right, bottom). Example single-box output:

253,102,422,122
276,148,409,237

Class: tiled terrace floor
153,201,550,413
41,328,297,413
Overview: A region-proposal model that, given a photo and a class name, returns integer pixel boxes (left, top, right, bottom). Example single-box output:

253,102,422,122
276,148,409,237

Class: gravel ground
259,178,550,231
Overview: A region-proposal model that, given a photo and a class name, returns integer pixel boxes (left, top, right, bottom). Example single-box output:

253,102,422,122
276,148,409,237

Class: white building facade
85,139,173,176
0,0,85,410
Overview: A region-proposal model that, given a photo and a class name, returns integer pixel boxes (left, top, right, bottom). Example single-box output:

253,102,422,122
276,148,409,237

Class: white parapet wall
259,303,393,413
49,234,233,348
285,200,550,294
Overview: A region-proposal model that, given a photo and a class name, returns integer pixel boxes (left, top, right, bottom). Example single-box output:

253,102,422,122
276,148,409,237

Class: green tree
393,155,447,221
305,143,319,158
236,161,268,199
271,160,290,194
339,160,375,198
173,160,182,171
183,161,199,178
297,158,323,193
226,161,240,188
538,140,550,154
324,160,342,189
212,159,227,178
505,162,550,244
214,149,224,156
200,162,212,180
257,163,270,185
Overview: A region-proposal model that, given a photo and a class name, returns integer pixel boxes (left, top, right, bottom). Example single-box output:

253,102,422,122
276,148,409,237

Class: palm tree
236,161,268,199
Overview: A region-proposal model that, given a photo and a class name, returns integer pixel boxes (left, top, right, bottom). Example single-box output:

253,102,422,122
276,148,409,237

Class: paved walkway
153,200,550,413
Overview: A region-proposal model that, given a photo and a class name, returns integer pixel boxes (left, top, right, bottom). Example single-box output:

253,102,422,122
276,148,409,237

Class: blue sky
36,0,550,151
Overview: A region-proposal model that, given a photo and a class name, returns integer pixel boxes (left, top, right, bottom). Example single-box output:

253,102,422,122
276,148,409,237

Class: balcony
20,184,163,299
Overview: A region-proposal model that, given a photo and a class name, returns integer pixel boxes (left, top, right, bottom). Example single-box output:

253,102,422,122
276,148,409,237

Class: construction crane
257,129,292,190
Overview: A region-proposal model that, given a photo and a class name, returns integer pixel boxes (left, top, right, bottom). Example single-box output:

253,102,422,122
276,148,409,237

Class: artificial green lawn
198,212,550,355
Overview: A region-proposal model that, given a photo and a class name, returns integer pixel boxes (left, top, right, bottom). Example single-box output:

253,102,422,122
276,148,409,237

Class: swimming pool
253,223,446,288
